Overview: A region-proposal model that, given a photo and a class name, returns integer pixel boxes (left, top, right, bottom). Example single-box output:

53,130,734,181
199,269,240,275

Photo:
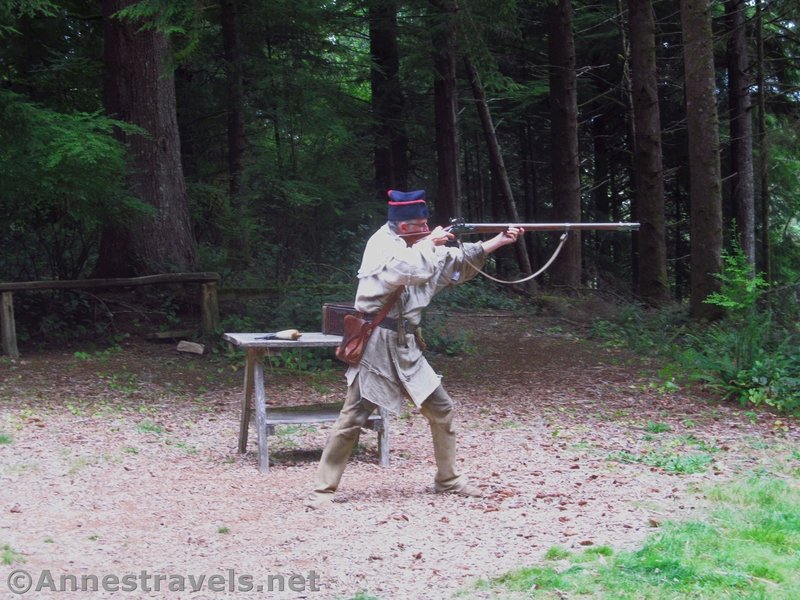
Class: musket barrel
448,222,640,234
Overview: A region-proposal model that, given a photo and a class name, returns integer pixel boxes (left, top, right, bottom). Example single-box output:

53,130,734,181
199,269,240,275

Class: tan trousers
309,376,465,501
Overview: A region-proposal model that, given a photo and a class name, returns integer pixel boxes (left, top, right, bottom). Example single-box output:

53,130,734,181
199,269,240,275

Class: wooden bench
0,272,221,359
262,401,386,459
224,332,390,473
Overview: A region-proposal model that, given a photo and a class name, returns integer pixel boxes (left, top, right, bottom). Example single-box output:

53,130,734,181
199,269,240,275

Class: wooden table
224,332,389,473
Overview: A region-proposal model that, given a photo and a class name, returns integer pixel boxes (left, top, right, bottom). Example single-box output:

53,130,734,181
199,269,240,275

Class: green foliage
135,421,163,434
593,241,799,414
543,546,571,561
266,348,336,372
112,0,203,61
0,90,145,279
703,239,767,317
270,282,356,333
2,543,25,565
185,0,377,284
0,0,56,37
0,0,796,363
645,421,672,434
766,113,800,286
11,290,115,346
590,303,692,355
434,277,528,312
610,449,714,474
420,313,475,357
686,243,799,414
347,592,379,600
477,475,800,599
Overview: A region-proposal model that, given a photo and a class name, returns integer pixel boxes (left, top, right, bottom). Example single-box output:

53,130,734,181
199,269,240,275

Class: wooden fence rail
0,272,220,359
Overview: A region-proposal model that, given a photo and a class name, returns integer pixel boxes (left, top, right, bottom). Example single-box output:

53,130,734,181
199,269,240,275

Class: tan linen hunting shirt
345,223,488,414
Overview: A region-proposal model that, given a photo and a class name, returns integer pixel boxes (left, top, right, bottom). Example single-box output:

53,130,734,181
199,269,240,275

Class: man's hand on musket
481,226,524,254
423,225,456,247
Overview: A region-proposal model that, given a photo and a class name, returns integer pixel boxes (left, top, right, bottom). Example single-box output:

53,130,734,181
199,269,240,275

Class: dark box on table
322,302,361,335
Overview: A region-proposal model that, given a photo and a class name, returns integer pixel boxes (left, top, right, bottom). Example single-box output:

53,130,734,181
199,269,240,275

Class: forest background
0,0,798,413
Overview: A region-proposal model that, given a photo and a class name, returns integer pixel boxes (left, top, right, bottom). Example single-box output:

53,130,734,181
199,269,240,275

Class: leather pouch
334,286,404,366
335,314,374,366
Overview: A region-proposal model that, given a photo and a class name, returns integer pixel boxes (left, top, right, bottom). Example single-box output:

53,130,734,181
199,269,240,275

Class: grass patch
473,475,800,599
0,432,12,444
135,421,163,434
543,546,571,561
609,431,719,474
2,544,25,565
271,424,317,450
67,456,96,475
610,449,714,474
174,442,198,455
645,421,672,434
347,592,380,600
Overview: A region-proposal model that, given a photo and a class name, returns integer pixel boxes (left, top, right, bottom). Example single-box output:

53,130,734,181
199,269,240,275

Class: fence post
1,291,19,359
201,281,220,334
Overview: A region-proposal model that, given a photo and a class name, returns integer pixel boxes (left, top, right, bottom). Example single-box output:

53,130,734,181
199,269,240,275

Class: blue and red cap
387,189,428,221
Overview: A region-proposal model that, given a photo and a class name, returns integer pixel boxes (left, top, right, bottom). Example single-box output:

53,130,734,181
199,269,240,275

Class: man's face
399,219,430,235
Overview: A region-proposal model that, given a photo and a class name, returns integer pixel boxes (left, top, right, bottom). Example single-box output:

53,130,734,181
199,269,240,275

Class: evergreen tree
629,0,669,305
680,0,724,319
547,0,581,288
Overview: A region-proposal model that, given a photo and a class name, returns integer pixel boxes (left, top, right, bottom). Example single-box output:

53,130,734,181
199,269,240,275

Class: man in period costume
307,189,522,508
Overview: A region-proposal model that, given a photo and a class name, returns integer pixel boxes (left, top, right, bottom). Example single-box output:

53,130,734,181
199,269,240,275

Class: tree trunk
221,0,249,262
629,0,670,305
464,56,533,280
725,0,755,270
755,0,771,283
674,184,689,301
221,0,246,200
616,0,638,289
96,0,197,276
519,119,543,270
591,114,613,274
430,0,460,224
369,0,409,196
680,0,724,319
547,0,582,289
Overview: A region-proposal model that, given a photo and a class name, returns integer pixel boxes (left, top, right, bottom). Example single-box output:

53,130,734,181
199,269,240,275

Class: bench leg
377,406,390,467
1,292,19,359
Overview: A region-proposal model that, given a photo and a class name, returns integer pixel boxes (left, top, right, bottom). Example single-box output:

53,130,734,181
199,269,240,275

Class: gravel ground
1,313,796,599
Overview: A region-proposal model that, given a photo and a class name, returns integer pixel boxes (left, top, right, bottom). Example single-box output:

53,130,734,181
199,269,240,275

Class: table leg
378,406,390,467
252,352,270,474
237,350,257,454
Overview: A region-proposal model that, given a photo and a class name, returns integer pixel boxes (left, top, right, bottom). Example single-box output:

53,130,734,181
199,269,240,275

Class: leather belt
373,316,417,334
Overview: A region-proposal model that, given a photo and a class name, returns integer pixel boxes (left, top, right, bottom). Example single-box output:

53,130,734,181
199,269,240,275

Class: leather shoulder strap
371,286,405,327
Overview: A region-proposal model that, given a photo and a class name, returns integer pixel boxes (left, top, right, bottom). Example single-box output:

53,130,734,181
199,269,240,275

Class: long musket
399,218,639,246
446,217,640,235
400,217,639,283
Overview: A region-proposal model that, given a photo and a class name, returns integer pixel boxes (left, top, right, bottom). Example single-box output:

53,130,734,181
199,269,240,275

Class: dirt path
1,313,797,599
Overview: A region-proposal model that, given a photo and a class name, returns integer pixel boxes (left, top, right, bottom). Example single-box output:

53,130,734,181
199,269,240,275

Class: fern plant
685,241,800,414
